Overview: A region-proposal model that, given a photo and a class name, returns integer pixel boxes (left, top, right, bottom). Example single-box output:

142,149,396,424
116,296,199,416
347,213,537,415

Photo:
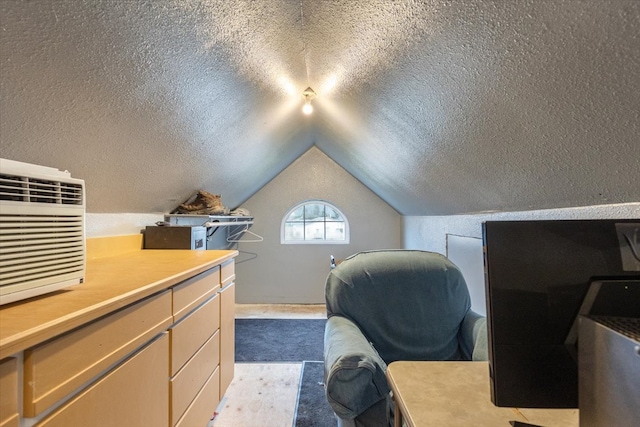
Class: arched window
281,200,349,244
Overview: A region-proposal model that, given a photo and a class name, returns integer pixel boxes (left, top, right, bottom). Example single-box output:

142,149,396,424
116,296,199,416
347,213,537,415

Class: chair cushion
325,250,471,363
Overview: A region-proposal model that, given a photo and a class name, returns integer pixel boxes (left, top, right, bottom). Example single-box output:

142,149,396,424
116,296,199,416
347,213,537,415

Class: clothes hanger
226,225,264,243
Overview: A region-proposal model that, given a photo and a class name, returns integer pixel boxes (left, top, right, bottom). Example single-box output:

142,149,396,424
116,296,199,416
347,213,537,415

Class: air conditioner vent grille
0,214,85,288
0,174,83,205
0,158,86,304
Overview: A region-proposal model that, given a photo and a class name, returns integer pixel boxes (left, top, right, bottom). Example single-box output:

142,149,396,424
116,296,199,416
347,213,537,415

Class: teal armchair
323,250,487,427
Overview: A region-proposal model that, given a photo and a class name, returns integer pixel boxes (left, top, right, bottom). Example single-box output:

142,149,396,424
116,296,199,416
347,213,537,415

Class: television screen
482,219,640,408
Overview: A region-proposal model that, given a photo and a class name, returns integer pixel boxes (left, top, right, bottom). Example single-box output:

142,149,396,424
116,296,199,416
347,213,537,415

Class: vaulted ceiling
1,0,639,215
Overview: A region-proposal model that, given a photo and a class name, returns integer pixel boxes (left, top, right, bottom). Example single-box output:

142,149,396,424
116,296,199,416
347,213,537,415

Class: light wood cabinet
175,367,220,427
172,266,220,321
35,333,169,427
169,278,222,426
24,290,173,417
171,331,220,426
0,238,237,427
0,357,18,427
219,279,236,397
170,293,220,375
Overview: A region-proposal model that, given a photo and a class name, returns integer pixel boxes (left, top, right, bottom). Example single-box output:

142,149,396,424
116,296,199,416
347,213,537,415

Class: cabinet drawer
35,333,169,427
173,267,220,321
24,291,172,417
175,367,220,427
220,259,235,286
0,357,19,427
170,294,220,375
219,281,235,397
170,330,220,426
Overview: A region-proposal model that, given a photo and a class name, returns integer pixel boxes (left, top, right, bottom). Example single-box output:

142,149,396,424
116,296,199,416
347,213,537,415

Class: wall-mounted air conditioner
0,158,86,305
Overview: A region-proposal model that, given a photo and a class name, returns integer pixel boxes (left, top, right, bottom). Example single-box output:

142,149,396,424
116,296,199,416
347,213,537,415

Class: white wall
84,146,402,304
85,200,637,309
446,234,485,315
403,202,640,313
235,146,401,304
86,213,164,237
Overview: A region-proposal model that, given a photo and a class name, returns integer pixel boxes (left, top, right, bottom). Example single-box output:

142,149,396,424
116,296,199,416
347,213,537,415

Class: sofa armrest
458,310,488,361
324,315,391,420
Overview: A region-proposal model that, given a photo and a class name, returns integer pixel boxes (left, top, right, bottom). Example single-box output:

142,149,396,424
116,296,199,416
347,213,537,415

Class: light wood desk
386,361,579,427
0,235,238,427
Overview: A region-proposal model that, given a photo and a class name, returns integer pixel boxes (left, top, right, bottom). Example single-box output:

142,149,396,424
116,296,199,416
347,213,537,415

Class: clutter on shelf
229,207,250,216
172,190,229,215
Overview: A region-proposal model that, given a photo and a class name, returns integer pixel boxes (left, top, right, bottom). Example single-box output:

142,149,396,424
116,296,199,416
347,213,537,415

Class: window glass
287,206,304,221
281,200,349,244
284,222,304,241
325,206,341,221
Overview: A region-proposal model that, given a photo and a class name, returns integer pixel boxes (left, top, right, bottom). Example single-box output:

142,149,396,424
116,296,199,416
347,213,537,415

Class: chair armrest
324,315,390,420
458,310,488,361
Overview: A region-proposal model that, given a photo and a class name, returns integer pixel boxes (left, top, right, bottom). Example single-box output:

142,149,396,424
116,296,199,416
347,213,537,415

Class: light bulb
302,102,313,115
301,87,316,115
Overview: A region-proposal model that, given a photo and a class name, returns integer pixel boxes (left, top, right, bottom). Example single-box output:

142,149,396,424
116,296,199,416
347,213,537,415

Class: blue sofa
323,250,488,427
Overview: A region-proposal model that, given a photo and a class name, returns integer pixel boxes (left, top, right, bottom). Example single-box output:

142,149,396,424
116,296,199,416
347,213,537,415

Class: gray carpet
234,319,336,426
293,361,338,427
235,318,326,362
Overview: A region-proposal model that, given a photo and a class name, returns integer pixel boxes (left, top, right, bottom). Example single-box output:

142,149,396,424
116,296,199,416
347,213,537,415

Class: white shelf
164,214,254,228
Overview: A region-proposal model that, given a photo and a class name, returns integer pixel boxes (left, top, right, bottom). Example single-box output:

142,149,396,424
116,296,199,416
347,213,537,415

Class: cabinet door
219,281,235,397
0,357,19,427
35,333,169,427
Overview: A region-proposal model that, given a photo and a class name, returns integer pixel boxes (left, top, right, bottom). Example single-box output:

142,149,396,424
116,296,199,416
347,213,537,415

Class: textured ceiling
1,0,639,215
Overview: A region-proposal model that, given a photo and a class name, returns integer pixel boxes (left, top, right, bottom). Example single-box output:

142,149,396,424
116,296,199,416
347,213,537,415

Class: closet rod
204,221,254,227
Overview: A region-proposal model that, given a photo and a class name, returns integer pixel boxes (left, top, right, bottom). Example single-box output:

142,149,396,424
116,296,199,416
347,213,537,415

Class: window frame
280,200,350,244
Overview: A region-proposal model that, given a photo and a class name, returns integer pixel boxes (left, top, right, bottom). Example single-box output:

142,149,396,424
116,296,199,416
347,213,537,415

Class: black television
482,219,640,409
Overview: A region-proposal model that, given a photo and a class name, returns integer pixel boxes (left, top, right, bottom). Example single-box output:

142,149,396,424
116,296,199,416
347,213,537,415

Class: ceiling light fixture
302,87,317,115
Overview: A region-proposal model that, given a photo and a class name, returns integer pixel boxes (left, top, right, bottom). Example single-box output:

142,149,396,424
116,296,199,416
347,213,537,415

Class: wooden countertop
0,243,238,360
387,361,579,427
